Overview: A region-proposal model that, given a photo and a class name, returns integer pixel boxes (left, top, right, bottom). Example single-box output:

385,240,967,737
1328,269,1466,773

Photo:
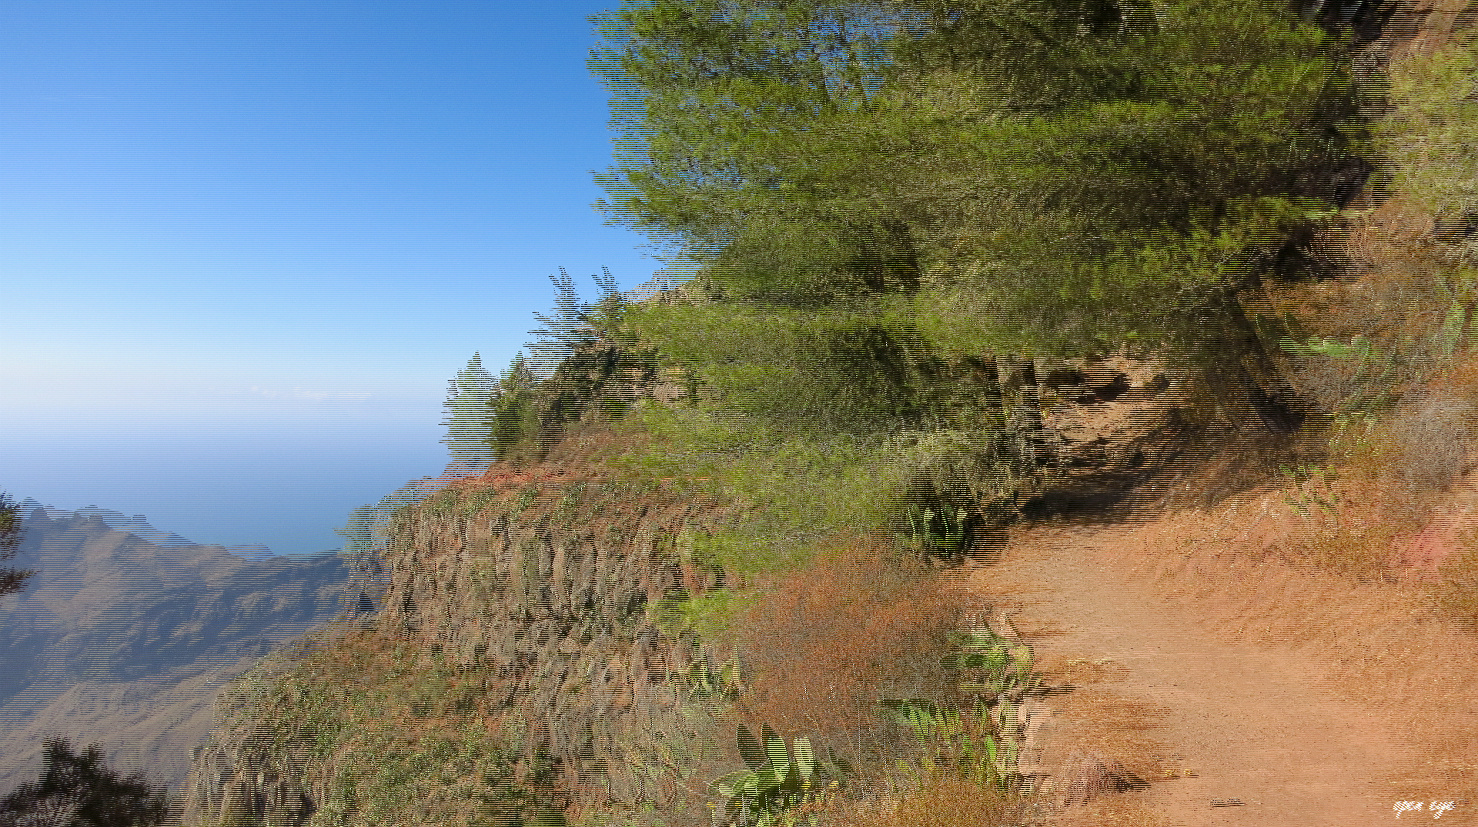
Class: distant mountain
15,499,284,559
0,510,371,796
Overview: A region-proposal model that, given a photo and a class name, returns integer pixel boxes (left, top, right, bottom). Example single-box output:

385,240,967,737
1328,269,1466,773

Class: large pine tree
593,0,1366,431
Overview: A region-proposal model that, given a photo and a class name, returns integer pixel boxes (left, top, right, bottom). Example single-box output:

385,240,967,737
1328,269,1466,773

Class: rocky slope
182,468,744,826
0,512,367,794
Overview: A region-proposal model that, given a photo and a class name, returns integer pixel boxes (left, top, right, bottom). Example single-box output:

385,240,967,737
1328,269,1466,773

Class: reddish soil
952,492,1478,827
1391,471,1478,579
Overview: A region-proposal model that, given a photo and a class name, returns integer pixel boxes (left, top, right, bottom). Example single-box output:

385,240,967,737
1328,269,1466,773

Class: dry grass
1387,393,1477,491
1437,542,1478,623
1272,475,1431,579
1038,692,1168,787
728,536,967,773
1262,189,1478,425
1047,798,1172,827
821,776,1022,827
1186,387,1478,581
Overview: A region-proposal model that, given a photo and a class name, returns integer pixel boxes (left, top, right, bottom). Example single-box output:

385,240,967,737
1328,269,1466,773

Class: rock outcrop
375,476,731,799
1034,353,1195,506
182,472,737,826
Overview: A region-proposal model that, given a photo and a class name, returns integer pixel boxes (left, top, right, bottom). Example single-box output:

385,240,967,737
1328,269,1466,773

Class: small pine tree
0,491,33,598
0,738,172,827
442,352,500,473
488,354,541,460
525,268,623,376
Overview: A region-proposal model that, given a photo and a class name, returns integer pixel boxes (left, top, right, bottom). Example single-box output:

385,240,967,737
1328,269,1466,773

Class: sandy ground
952,511,1477,827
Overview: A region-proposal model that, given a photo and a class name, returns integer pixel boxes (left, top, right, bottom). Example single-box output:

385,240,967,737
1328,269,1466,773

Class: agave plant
903,504,971,559
712,724,851,827
940,630,1039,696
877,697,1018,792
873,626,1040,793
684,654,743,703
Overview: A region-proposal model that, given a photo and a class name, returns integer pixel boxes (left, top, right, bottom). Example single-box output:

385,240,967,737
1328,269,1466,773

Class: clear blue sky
0,0,658,555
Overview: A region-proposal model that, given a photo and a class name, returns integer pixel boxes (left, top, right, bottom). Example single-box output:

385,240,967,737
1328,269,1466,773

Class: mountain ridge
16,498,281,560
0,512,366,796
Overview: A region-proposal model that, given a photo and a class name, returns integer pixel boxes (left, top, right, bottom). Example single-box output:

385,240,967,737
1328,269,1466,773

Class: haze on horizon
0,1,656,556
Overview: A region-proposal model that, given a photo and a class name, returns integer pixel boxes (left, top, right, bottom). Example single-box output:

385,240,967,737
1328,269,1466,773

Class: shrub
0,738,172,827
1376,38,1478,261
820,775,1018,827
731,539,964,773
0,491,32,597
1388,394,1474,492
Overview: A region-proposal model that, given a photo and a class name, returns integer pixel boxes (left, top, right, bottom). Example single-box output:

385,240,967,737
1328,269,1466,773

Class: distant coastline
17,499,281,561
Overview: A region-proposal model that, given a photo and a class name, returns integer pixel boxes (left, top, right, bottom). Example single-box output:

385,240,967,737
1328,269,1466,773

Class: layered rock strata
183,476,734,826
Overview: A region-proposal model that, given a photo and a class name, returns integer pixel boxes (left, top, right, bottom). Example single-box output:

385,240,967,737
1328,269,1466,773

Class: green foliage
527,268,629,375
1279,464,1342,522
657,589,757,642
444,353,500,472
887,427,1033,562
305,731,551,827
441,269,652,467
489,354,541,459
0,491,33,597
711,725,848,827
1376,38,1478,244
937,629,1039,697
877,698,1016,792
678,651,745,703
0,737,172,827
901,505,968,558
1274,306,1478,415
595,0,1364,356
213,641,564,827
587,0,1365,563
1278,333,1402,413
876,627,1042,793
1279,334,1372,360
624,301,971,436
610,387,1035,572
610,402,904,573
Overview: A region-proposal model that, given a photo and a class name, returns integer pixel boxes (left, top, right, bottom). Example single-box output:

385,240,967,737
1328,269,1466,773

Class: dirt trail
954,517,1470,827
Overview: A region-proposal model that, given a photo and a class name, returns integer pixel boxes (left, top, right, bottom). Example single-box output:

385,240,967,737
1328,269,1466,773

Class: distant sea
1,422,451,558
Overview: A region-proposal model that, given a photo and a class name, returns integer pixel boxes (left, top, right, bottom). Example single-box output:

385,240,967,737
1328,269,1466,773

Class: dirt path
954,518,1466,827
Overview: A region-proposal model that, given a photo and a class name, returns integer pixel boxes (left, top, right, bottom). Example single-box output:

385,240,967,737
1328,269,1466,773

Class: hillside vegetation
183,1,1478,825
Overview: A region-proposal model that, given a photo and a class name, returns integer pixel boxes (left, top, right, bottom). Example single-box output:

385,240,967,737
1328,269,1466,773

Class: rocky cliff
183,467,743,826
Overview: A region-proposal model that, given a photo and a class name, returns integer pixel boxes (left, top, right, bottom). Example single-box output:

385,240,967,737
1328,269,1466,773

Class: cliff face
183,470,738,827
0,515,356,794
376,474,733,800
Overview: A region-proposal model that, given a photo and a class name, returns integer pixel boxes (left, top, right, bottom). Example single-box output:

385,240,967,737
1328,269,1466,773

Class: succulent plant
712,724,850,827
683,653,743,702
878,697,1017,791
941,630,1040,696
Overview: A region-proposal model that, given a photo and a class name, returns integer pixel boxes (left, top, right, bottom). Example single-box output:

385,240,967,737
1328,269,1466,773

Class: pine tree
0,491,32,597
442,353,500,473
487,354,540,460
0,738,171,827
525,268,624,376
593,0,1366,380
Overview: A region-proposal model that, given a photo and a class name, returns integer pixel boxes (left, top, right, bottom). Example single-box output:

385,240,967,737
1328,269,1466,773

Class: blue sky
0,0,658,556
